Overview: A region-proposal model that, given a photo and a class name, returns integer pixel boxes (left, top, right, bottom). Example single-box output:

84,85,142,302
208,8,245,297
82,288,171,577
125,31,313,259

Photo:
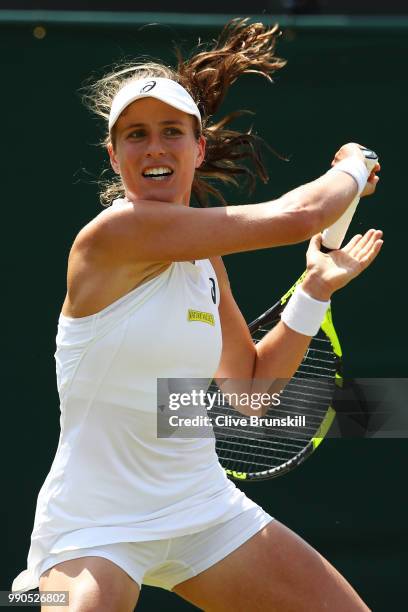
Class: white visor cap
108,77,202,133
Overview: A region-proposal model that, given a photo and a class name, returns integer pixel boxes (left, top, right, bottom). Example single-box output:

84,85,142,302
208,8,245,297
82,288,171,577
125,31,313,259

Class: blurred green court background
2,12,407,611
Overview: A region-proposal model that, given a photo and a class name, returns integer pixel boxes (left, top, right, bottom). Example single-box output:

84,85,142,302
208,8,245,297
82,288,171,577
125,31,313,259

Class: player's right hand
331,142,381,198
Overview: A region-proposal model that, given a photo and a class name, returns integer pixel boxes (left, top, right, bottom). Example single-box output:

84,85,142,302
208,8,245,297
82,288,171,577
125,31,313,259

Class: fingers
342,229,382,256
349,229,377,256
346,229,383,265
367,163,380,184
359,237,383,267
342,233,363,253
356,230,383,265
307,233,322,254
355,229,382,257
332,143,366,166
367,173,380,184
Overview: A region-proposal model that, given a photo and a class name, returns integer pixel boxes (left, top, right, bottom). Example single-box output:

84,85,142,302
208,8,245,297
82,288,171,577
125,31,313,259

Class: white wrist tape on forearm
281,286,330,337
327,158,369,194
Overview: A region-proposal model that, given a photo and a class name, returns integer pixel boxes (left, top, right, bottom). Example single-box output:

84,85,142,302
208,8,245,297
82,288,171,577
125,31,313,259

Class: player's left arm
211,255,256,383
212,226,383,393
211,256,311,388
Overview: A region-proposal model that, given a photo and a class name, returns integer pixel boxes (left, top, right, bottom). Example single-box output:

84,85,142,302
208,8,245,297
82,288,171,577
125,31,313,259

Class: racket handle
321,148,378,251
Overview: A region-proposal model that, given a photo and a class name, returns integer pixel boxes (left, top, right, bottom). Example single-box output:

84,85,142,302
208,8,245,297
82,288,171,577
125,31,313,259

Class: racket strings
212,327,337,476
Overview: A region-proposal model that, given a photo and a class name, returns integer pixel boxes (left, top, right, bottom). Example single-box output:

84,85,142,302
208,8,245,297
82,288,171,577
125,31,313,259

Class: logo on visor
140,81,156,93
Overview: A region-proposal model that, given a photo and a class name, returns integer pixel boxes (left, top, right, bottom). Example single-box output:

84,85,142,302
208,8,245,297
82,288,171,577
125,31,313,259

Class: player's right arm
79,144,379,264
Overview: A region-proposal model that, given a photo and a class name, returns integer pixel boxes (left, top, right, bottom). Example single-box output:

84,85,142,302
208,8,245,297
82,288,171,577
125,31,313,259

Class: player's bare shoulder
71,201,131,259
63,205,170,318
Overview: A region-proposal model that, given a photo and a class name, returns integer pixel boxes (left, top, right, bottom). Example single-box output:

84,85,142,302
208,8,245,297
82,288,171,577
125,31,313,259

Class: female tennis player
13,20,381,611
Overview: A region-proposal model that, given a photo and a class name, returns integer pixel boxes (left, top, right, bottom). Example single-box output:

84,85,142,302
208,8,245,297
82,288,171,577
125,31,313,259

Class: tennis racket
212,148,378,481
321,147,379,250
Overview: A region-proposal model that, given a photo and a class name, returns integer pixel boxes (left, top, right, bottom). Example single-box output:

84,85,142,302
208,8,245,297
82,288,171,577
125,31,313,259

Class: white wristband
281,285,330,337
327,158,369,194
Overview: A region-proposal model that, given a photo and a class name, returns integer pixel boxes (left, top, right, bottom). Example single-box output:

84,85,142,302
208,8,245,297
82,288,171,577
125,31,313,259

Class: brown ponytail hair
84,18,286,207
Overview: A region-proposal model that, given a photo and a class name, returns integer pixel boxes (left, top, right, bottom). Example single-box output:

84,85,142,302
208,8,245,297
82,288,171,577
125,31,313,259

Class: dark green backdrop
2,12,407,611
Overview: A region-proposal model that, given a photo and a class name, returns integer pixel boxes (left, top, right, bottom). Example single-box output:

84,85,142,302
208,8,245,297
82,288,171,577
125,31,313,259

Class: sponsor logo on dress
187,309,215,326
209,277,217,304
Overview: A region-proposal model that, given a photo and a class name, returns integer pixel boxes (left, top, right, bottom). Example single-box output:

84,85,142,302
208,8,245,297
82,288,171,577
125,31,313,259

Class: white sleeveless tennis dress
13,205,262,591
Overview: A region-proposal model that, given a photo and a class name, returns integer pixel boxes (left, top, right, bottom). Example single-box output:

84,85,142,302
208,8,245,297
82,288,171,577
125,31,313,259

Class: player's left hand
302,230,383,300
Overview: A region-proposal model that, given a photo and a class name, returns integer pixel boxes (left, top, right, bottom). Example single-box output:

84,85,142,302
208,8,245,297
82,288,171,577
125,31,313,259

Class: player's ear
195,135,206,169
107,143,120,174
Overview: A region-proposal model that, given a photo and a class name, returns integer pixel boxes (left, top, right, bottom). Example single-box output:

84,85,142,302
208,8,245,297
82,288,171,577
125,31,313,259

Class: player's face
108,97,205,206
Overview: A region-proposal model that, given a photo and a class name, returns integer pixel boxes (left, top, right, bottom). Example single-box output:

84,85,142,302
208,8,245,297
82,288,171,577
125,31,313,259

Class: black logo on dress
209,278,217,304
140,81,156,93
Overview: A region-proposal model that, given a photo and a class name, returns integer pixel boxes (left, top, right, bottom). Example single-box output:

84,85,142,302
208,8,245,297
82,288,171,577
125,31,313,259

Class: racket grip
321,148,378,251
